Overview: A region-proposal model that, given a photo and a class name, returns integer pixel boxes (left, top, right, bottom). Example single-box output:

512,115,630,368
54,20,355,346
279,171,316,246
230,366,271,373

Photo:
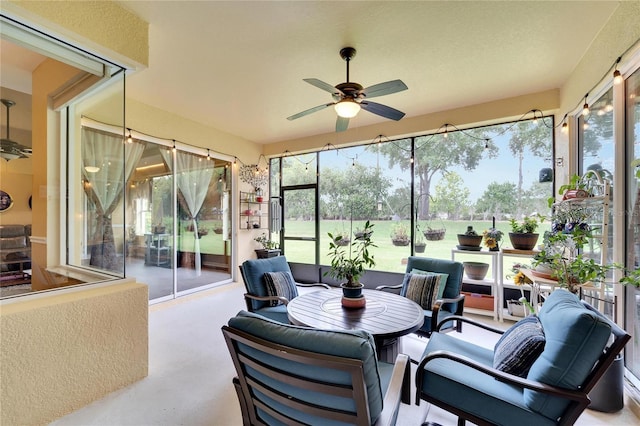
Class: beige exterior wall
0,280,148,425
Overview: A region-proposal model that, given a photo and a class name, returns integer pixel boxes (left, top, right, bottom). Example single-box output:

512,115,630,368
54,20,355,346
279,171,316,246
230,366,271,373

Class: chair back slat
223,325,373,426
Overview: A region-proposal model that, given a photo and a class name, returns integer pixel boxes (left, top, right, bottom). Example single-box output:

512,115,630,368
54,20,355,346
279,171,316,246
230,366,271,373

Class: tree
475,181,517,219
431,172,470,220
505,121,552,217
320,164,392,220
376,131,498,219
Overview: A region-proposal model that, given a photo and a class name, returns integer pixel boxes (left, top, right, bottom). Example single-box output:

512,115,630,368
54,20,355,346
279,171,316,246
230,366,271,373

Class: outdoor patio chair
239,256,329,323
376,256,464,336
415,290,631,426
223,310,410,426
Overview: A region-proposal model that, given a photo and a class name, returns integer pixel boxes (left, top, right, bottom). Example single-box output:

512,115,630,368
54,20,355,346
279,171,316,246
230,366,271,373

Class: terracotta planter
340,283,365,308
508,232,539,250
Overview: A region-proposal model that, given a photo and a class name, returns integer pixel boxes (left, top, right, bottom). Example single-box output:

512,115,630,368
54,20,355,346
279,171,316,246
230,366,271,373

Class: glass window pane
175,151,232,293
69,81,126,276
625,67,640,384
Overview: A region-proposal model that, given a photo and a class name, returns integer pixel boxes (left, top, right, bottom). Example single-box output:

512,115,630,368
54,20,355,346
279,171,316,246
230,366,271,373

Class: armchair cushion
409,268,448,297
241,256,293,310
493,315,545,377
524,290,612,419
403,273,443,310
263,271,298,306
228,310,384,423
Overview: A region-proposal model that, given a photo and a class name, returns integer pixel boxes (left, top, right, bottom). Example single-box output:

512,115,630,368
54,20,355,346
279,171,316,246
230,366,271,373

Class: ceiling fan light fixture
334,99,360,118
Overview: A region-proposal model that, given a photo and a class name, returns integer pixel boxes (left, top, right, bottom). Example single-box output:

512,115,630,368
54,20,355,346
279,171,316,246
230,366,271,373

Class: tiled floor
51,282,640,425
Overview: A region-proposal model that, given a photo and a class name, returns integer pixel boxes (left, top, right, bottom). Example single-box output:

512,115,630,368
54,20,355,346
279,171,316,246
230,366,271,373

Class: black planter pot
255,249,281,259
340,282,364,298
414,244,426,253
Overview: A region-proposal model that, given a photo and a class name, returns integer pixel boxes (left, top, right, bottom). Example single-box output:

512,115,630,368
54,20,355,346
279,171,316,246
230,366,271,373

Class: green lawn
281,219,549,274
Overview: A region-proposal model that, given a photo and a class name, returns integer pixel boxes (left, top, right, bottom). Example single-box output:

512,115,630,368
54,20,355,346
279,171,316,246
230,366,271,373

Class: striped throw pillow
263,271,298,306
493,315,546,377
404,273,442,310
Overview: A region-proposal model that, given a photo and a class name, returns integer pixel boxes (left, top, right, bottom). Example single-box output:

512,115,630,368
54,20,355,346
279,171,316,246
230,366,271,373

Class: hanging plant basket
423,228,446,241
392,238,410,246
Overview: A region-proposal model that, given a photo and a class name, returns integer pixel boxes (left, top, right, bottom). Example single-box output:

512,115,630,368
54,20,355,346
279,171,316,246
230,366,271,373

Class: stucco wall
0,280,149,425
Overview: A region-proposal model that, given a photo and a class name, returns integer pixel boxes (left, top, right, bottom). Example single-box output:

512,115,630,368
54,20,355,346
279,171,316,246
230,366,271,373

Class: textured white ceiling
3,1,621,145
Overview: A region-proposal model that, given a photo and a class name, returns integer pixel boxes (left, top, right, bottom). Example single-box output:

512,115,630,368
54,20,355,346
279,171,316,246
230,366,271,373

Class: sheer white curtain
82,127,144,272
160,149,214,275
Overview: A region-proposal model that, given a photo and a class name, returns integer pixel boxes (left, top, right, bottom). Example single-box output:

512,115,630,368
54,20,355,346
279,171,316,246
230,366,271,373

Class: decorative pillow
493,315,545,377
263,271,298,306
410,268,448,298
404,273,442,310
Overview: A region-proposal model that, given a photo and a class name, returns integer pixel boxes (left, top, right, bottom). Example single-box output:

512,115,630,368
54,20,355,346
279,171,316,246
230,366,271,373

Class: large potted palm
326,220,376,308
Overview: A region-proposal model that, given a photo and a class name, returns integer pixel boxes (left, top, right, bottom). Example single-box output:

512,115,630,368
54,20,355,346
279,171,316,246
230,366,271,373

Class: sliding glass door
123,142,232,301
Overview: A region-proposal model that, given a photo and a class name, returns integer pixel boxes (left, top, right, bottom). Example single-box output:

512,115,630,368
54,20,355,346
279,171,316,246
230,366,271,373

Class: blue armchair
223,310,410,426
415,290,631,426
239,256,329,323
376,256,464,336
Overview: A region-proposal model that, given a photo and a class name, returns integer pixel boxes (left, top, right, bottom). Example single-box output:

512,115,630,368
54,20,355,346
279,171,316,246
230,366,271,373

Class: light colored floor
51,282,640,426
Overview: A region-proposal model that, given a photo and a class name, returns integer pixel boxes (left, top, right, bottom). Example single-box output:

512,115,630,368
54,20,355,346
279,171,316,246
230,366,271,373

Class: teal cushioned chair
222,310,410,426
239,256,329,323
376,256,464,336
415,290,630,426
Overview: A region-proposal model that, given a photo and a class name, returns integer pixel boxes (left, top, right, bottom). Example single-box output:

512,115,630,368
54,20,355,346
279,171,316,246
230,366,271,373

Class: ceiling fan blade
304,78,344,96
361,80,408,99
336,116,350,132
287,103,333,121
360,101,406,121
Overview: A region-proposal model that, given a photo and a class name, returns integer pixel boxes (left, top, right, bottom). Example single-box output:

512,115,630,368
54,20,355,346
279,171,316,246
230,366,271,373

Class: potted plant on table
508,214,544,250
326,220,376,308
253,233,281,259
482,227,503,251
457,225,483,248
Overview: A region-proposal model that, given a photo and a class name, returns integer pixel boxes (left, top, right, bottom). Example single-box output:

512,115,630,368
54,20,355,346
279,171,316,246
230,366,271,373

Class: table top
287,289,424,340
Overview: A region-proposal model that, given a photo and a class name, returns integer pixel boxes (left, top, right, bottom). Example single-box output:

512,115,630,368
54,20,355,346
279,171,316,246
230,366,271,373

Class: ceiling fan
287,47,408,132
1,99,31,161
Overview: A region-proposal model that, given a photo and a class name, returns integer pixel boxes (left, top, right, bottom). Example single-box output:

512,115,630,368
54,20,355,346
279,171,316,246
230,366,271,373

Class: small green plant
326,221,376,287
463,226,478,236
254,233,279,250
509,214,544,233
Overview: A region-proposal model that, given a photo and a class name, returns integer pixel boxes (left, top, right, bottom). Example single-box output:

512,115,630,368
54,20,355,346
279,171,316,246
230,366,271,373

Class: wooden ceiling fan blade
303,78,344,96
360,101,405,121
336,116,350,132
287,103,333,121
361,80,408,99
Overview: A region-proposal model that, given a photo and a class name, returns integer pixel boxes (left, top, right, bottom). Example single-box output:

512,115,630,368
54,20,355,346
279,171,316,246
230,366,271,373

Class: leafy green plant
533,228,624,293
509,214,544,233
326,221,376,287
254,233,279,250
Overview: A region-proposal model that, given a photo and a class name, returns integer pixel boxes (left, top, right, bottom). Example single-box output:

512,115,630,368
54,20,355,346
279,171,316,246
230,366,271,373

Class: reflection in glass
82,127,144,273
